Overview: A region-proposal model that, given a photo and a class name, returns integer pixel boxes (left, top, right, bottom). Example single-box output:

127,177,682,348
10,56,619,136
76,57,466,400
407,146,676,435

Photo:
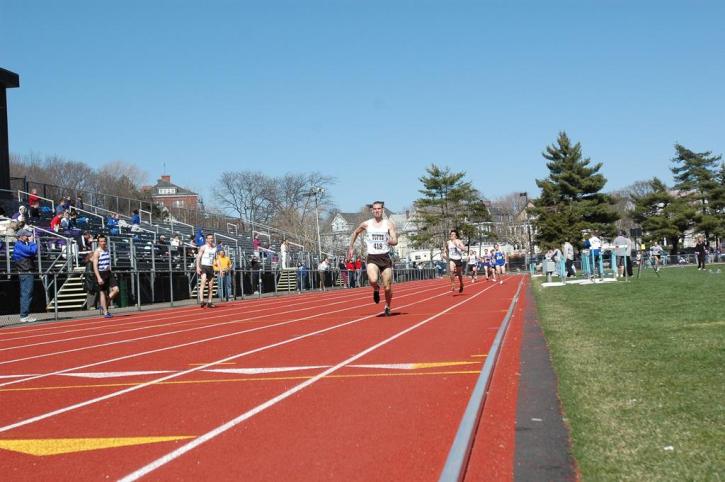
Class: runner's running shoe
373,290,380,304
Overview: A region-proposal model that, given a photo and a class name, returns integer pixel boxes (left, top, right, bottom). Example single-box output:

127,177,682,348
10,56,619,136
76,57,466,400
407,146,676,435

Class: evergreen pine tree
671,144,722,240
632,178,696,254
531,132,619,249
411,164,490,253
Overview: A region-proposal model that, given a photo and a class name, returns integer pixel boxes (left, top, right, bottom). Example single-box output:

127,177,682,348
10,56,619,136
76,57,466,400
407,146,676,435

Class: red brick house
150,175,199,210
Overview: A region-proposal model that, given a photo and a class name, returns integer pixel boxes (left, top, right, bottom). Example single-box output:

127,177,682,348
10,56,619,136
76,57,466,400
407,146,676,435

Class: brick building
149,175,199,210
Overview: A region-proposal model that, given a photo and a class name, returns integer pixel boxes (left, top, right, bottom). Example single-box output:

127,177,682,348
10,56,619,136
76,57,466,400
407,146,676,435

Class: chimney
405,210,410,218
160,175,171,183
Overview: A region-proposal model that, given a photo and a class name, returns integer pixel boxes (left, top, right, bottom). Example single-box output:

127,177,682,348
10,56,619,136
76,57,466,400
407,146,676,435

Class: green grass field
532,266,725,482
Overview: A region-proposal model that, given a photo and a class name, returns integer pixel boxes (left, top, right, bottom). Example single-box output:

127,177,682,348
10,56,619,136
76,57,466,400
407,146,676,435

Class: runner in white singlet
348,201,398,316
445,229,466,293
196,233,217,308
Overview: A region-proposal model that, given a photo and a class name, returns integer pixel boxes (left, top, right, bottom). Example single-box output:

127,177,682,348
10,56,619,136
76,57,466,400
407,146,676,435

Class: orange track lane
0,277,526,481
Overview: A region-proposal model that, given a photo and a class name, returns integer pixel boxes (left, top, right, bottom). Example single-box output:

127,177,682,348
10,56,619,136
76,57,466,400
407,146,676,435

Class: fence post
53,272,59,320
168,252,174,307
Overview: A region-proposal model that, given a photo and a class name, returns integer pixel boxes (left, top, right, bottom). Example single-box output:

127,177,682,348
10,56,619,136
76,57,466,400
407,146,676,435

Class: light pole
304,187,324,259
520,192,533,258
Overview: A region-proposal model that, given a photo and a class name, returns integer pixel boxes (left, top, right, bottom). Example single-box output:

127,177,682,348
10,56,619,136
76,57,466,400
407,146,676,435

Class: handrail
287,241,304,249
31,226,75,274
70,205,106,228
226,223,238,236
86,203,132,221
213,232,239,245
17,190,55,212
139,209,152,224
253,230,271,239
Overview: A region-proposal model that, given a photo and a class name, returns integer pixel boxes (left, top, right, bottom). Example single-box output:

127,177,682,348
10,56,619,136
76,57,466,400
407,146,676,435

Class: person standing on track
196,233,217,308
445,229,466,293
347,201,398,316
92,234,120,318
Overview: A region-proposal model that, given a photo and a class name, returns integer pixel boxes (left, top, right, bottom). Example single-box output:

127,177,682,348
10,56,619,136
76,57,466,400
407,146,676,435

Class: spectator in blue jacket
13,229,38,323
106,214,119,236
131,209,141,226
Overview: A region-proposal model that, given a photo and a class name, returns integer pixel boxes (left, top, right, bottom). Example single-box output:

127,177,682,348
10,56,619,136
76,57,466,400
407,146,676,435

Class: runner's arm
196,246,204,273
347,222,367,258
92,250,102,283
387,221,398,246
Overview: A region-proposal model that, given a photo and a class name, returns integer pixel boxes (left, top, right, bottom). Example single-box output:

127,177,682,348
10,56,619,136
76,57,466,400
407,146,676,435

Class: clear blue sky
2,0,724,213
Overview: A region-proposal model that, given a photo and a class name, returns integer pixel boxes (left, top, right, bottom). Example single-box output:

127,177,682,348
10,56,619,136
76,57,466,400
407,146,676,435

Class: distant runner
445,229,466,293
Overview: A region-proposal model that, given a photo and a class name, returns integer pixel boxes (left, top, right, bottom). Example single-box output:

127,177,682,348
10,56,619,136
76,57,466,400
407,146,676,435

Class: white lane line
0,281,433,371
1,361,477,379
59,371,174,378
0,282,491,435
0,280,430,341
0,282,447,392
0,281,430,348
0,287,440,387
118,277,501,481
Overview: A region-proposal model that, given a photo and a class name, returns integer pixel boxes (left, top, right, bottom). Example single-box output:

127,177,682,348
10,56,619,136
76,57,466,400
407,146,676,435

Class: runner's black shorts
450,259,463,268
201,265,215,279
367,253,392,271
98,270,117,293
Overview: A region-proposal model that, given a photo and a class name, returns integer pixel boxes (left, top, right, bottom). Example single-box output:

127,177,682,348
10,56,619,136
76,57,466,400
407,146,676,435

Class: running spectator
13,228,38,323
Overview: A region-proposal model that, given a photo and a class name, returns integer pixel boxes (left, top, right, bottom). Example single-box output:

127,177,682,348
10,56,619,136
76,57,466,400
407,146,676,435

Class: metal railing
17,190,55,212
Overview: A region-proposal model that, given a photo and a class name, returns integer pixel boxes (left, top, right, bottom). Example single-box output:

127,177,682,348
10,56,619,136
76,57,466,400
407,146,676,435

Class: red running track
0,276,526,481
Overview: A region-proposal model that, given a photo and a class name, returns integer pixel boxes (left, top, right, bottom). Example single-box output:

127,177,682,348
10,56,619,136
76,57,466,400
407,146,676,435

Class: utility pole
304,187,325,259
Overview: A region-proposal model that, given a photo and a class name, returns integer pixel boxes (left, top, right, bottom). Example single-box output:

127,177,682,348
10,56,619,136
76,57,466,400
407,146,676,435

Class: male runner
445,229,466,293
92,234,119,318
466,252,478,283
348,201,398,316
492,243,506,285
196,233,217,308
482,248,496,282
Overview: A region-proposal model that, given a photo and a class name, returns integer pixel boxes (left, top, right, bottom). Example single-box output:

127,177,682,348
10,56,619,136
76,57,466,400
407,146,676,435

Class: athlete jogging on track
467,252,478,283
196,233,217,308
445,229,466,293
492,243,506,285
348,201,398,316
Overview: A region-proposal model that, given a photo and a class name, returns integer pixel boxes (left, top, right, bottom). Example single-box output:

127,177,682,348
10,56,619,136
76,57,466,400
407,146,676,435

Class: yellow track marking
469,354,487,358
410,361,478,369
1,370,481,393
0,436,194,456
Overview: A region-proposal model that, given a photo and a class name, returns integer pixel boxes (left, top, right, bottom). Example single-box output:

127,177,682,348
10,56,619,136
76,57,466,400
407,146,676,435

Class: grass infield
532,266,724,481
